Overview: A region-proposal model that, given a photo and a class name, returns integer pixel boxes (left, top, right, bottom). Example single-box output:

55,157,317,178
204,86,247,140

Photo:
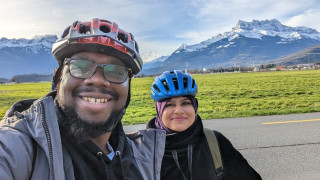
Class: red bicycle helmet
52,18,142,75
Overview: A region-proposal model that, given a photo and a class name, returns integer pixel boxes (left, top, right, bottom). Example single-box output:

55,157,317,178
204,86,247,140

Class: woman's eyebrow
179,98,191,102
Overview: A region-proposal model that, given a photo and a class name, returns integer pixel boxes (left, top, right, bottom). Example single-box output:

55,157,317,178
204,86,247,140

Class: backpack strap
203,128,223,179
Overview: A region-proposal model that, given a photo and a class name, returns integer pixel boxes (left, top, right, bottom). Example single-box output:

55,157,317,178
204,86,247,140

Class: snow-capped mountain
0,35,58,78
1,19,320,79
0,35,57,54
175,19,320,53
140,19,320,75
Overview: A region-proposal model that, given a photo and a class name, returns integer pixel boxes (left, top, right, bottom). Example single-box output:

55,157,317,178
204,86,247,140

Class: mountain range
141,19,320,75
0,35,58,79
1,19,320,80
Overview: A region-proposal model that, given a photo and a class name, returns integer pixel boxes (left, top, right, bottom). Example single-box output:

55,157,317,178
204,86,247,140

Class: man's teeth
83,97,108,104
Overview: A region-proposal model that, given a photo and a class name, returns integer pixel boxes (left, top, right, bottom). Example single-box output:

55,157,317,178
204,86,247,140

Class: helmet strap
51,65,64,92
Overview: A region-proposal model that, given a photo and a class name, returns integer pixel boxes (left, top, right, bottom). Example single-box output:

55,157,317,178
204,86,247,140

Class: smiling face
57,51,129,126
161,96,196,132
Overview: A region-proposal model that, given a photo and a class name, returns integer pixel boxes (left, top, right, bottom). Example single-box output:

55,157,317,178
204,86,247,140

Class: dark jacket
0,92,165,180
147,115,262,180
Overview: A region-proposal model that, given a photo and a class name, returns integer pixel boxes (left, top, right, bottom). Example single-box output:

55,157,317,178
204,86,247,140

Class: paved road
124,112,320,180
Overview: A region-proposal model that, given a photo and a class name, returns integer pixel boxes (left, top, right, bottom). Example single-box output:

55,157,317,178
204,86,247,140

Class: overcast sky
0,0,319,61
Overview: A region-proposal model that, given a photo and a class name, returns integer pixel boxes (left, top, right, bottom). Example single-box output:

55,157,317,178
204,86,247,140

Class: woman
147,70,262,180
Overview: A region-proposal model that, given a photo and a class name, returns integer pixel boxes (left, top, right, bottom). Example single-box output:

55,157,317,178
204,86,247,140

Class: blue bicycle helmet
151,70,198,101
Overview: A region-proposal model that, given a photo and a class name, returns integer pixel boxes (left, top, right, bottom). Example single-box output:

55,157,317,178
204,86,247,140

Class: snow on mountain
143,55,169,70
149,55,169,63
0,35,58,79
0,35,57,54
176,19,320,53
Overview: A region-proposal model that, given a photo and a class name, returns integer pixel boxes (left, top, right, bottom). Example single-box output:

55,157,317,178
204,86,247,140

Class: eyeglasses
64,58,131,84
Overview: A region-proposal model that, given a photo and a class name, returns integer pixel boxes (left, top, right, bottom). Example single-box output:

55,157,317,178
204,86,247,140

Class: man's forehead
71,51,126,66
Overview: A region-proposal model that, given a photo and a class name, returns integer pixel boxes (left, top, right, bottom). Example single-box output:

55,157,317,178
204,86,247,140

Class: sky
0,0,319,62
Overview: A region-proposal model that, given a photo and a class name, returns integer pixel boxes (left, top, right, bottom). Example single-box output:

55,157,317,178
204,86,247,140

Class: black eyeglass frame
64,58,132,84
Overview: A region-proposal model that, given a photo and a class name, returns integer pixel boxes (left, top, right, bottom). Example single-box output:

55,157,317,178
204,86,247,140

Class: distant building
203,68,207,72
276,65,285,71
253,67,260,72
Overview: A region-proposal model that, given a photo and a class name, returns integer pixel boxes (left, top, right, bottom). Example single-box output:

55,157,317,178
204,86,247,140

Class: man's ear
51,66,64,92
53,67,59,78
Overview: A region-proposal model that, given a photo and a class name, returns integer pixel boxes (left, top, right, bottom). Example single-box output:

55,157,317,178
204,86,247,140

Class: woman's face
161,96,196,132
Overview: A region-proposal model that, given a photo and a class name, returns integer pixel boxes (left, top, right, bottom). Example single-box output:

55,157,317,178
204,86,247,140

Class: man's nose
84,67,110,87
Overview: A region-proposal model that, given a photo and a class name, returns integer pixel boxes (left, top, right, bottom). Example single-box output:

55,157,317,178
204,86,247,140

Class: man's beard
57,97,123,143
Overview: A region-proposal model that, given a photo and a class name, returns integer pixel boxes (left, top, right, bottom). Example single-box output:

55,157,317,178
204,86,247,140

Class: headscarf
154,96,198,134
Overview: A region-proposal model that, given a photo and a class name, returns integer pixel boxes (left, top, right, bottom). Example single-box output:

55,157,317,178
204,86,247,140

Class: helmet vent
130,33,135,41
192,79,195,88
79,24,91,34
100,25,111,33
61,26,70,38
72,21,79,28
153,84,160,93
183,77,188,89
173,78,178,90
135,42,139,53
162,80,170,91
117,33,128,43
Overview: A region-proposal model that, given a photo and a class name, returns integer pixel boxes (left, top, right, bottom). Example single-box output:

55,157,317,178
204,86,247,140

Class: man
0,18,165,180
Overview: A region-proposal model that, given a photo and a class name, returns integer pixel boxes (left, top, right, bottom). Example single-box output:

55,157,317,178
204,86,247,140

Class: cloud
139,39,179,62
0,0,319,61
285,9,320,31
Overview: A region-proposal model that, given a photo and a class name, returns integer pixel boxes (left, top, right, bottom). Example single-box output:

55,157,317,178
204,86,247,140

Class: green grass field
1,70,320,125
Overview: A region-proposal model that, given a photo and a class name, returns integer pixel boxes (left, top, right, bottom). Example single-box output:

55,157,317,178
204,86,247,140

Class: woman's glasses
64,58,131,84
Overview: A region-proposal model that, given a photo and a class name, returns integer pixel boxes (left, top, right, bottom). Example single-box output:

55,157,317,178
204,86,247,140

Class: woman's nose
174,105,184,114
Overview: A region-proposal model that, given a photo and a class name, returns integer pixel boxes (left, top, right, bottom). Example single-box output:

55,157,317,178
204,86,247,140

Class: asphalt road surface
124,112,320,180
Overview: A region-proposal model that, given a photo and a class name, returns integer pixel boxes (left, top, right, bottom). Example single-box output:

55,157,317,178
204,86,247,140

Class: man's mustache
72,88,119,100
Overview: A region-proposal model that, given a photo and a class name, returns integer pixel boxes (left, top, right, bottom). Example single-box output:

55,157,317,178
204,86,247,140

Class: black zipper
40,102,55,180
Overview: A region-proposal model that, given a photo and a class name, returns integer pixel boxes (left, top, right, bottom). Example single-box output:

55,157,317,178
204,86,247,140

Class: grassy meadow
1,70,320,125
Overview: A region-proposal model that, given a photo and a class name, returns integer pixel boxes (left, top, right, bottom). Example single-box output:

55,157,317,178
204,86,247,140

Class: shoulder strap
203,128,223,179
